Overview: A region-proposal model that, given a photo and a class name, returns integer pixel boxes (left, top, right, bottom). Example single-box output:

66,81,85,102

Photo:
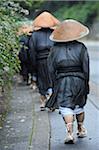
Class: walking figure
46,19,90,143
29,11,60,110
18,25,34,85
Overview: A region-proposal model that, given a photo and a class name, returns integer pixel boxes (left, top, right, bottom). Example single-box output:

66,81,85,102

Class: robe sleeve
81,44,90,94
47,47,57,86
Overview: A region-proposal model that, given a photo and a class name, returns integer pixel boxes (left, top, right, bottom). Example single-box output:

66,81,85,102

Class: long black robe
46,40,90,110
29,28,54,96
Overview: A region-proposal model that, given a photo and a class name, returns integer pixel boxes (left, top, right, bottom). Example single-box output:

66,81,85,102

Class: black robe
18,35,33,79
29,28,54,96
46,40,90,110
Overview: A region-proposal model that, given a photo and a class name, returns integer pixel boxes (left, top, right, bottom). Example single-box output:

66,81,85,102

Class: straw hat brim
50,19,89,42
33,26,58,31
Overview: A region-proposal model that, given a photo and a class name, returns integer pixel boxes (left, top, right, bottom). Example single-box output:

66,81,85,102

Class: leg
59,107,75,144
64,115,74,135
26,74,29,85
76,112,87,138
40,95,46,111
31,81,37,90
76,112,84,131
30,75,37,90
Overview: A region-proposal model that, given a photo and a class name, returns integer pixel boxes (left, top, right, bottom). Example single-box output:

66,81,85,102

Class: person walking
29,11,60,110
18,25,33,85
18,24,37,87
46,19,90,143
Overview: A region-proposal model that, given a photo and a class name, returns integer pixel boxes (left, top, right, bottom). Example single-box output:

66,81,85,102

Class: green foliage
0,0,22,86
54,1,99,25
12,1,99,26
15,0,45,11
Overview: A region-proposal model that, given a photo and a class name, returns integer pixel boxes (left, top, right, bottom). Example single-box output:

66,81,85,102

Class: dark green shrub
0,0,24,87
54,2,99,25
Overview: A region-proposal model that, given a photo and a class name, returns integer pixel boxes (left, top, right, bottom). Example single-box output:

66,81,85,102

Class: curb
29,92,50,150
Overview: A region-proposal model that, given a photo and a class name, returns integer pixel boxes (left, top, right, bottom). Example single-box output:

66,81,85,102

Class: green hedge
54,2,99,25
0,1,24,87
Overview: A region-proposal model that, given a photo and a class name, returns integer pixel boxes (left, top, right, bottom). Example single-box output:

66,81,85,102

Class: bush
54,2,99,25
0,0,28,126
0,0,24,87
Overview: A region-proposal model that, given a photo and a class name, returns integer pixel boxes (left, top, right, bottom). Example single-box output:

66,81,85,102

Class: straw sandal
64,123,75,144
77,122,87,138
64,133,75,144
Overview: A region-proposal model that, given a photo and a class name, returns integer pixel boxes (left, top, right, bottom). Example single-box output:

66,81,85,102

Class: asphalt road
86,41,99,84
49,98,99,150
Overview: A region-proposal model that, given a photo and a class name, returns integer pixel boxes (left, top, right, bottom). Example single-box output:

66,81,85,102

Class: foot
40,103,46,111
77,126,87,138
40,106,46,111
30,82,37,90
64,133,75,144
49,107,55,112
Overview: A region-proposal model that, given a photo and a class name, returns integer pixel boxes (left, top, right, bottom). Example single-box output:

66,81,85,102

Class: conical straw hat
17,24,34,35
33,11,60,30
50,19,89,42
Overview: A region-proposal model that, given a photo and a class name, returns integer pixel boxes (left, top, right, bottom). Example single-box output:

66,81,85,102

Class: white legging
59,105,84,117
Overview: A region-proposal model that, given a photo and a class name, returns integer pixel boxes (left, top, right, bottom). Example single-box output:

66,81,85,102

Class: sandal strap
66,123,73,132
66,123,73,127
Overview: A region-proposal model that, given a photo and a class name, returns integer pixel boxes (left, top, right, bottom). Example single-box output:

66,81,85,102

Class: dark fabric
57,66,82,74
45,40,90,109
18,35,33,78
36,49,50,60
29,28,54,95
19,35,29,63
37,59,52,95
46,76,86,110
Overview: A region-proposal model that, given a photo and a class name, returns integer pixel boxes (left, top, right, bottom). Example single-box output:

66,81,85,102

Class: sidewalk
0,79,50,150
49,96,99,150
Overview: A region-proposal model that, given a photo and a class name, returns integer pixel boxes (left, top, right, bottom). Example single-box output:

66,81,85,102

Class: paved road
85,41,99,84
49,97,99,150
